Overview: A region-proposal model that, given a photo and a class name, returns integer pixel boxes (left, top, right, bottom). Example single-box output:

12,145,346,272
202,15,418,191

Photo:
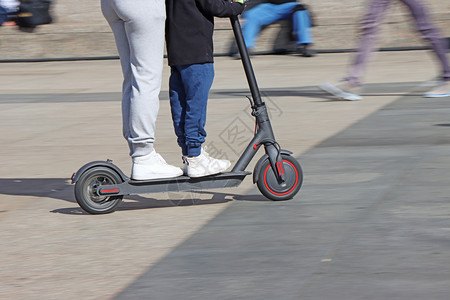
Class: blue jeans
242,3,313,49
169,63,214,157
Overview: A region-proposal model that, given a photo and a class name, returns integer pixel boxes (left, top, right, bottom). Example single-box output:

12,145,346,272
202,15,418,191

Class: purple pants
347,0,450,85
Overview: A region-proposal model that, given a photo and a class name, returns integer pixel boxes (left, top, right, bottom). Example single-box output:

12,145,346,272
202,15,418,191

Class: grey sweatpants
347,0,450,85
101,0,166,158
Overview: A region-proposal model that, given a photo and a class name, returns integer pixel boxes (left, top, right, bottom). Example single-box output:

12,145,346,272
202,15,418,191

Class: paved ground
0,51,449,299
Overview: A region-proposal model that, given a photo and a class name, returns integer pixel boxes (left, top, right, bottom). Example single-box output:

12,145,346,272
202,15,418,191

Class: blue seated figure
241,0,314,57
0,5,7,25
0,0,20,26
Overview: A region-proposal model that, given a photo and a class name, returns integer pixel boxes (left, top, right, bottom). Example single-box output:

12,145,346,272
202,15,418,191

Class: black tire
74,167,123,214
256,154,303,201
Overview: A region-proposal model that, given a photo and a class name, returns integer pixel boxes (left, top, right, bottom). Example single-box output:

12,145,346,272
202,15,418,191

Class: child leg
170,64,231,177
170,63,214,157
169,67,188,156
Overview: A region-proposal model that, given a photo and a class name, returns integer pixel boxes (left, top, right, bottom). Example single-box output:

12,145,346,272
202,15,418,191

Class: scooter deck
98,171,251,196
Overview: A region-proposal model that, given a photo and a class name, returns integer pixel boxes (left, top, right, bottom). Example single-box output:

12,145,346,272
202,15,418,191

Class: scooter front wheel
74,166,123,214
256,154,303,201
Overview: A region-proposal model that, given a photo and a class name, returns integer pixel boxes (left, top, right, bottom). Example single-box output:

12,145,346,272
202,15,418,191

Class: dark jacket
166,0,244,67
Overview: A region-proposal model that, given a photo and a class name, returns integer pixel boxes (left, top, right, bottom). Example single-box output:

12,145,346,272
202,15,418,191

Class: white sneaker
184,148,231,178
131,150,183,180
423,81,450,98
318,79,362,101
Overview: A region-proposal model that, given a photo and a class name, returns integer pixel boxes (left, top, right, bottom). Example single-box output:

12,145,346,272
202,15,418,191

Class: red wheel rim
263,160,299,196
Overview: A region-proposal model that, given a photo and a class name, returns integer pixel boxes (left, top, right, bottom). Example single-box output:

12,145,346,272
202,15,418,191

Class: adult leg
105,0,165,158
102,0,182,179
291,4,314,57
403,0,450,97
347,0,392,86
264,2,313,44
318,0,391,100
101,0,133,152
242,4,286,49
267,3,313,45
291,6,313,45
401,0,450,81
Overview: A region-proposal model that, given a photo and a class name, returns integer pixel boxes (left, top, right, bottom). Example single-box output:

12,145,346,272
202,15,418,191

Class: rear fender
71,160,128,184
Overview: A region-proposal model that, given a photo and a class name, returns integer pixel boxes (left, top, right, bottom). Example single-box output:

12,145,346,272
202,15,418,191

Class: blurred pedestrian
101,0,183,180
165,0,244,177
319,0,450,100
0,0,19,14
0,5,6,25
0,0,19,25
238,0,315,57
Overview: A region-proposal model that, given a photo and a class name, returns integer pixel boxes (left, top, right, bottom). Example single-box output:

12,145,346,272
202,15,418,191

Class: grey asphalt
1,52,450,299
114,85,450,299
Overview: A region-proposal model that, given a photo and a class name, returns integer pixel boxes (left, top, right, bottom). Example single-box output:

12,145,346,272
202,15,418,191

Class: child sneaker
131,150,183,180
184,148,231,178
423,81,450,98
318,79,362,101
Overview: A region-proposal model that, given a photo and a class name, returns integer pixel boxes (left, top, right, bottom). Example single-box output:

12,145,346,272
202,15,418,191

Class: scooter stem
229,15,286,184
230,15,264,107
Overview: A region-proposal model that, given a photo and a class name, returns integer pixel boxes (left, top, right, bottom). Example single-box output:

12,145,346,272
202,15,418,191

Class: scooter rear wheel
256,154,303,201
74,166,123,214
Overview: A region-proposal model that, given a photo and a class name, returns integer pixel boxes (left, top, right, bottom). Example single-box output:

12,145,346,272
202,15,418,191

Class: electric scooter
72,15,303,214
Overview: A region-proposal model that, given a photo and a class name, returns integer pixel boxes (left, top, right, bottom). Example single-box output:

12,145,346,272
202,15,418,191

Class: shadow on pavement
215,88,417,102
194,190,270,202
0,178,74,202
0,178,239,215
51,193,233,215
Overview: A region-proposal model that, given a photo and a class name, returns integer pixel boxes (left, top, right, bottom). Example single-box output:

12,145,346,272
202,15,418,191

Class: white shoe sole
131,169,183,181
187,161,231,178
318,82,362,101
423,93,450,98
